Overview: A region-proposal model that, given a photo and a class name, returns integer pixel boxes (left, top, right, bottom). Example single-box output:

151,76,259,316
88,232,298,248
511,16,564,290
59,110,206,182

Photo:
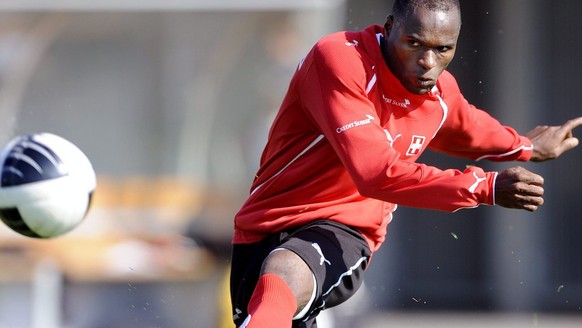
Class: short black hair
392,0,461,25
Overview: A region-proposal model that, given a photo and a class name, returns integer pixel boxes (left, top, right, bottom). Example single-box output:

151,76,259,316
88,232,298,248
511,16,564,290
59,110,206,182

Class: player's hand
526,116,582,162
495,166,544,212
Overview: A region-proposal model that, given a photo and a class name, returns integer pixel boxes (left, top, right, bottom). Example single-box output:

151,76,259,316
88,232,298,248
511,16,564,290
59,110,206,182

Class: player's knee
261,249,314,311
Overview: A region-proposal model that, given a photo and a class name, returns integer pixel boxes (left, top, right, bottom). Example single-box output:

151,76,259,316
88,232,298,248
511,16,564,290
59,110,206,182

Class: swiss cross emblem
406,135,426,156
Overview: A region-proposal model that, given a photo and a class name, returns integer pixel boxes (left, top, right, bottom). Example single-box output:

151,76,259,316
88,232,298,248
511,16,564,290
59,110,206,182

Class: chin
407,86,431,95
403,81,431,95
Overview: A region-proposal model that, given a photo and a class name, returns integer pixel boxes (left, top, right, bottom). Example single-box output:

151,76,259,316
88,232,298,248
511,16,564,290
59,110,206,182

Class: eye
407,39,421,47
436,46,452,53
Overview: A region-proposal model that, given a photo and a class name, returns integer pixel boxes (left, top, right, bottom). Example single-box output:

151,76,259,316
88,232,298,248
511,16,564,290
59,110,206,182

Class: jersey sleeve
296,38,496,212
429,71,533,162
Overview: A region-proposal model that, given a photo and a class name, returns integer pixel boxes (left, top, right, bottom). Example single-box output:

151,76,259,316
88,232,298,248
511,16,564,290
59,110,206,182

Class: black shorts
230,220,372,328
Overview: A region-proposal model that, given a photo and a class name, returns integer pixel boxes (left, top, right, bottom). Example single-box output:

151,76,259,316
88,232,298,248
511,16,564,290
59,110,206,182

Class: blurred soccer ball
0,133,96,238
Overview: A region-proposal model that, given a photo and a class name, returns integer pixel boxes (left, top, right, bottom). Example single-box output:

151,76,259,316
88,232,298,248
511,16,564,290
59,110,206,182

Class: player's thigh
261,248,315,308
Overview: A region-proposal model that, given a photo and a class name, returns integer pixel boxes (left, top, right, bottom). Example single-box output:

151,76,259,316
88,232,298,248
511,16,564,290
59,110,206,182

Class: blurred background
0,0,580,327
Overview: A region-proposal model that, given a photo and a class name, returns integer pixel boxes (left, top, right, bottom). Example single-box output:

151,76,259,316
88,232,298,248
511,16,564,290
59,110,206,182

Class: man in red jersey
230,0,582,327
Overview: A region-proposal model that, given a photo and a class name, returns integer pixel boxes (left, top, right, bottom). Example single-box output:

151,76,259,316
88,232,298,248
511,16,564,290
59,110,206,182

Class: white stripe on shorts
323,256,368,297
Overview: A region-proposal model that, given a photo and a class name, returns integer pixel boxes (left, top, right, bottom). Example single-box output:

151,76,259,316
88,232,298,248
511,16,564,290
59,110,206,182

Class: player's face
383,7,461,94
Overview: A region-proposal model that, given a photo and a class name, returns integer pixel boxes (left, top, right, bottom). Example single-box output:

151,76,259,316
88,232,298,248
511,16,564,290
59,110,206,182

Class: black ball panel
1,135,68,187
0,207,42,238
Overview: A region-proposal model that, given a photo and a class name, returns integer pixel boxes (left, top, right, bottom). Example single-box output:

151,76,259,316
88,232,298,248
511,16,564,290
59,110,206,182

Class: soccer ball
0,133,96,238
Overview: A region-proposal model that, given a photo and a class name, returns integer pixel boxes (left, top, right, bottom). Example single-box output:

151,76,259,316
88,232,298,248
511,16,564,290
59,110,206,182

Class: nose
418,50,437,70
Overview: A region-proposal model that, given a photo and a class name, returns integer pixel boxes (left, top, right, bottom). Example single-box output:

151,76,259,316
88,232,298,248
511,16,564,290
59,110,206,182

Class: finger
515,182,544,198
518,184,544,196
523,204,538,212
505,166,544,186
518,172,545,186
565,130,573,139
559,116,582,134
559,136,580,152
516,194,544,207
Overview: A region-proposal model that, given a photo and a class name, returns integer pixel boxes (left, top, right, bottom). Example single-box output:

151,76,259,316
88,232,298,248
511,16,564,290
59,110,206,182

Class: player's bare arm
526,116,582,162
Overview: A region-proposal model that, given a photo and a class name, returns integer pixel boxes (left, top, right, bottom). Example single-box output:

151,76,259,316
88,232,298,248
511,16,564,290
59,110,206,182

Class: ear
384,15,395,37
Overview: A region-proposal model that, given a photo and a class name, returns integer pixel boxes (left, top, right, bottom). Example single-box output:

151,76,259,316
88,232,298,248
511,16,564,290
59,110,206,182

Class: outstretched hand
495,166,544,212
498,117,582,211
526,116,582,162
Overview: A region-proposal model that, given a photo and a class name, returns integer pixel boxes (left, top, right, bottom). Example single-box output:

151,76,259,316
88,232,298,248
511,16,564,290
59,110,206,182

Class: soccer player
229,0,582,327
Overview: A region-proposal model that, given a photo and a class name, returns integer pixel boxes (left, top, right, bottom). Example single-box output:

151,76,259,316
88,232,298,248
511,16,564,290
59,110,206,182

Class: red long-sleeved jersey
233,25,532,252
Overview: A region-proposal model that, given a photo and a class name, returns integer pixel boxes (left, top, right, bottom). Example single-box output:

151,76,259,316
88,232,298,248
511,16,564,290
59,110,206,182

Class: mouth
401,72,437,94
416,76,435,87
412,76,436,93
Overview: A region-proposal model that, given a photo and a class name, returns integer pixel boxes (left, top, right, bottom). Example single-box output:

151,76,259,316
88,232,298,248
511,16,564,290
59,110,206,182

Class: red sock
240,273,298,328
